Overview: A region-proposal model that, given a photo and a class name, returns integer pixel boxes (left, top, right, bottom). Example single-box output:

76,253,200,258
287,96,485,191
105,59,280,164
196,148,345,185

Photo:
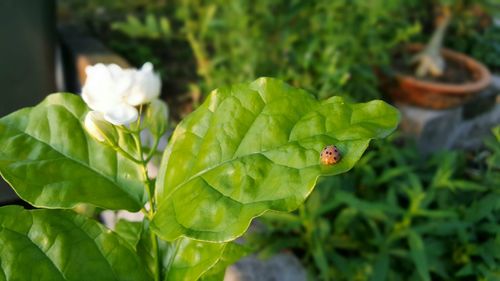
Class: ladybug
320,145,341,165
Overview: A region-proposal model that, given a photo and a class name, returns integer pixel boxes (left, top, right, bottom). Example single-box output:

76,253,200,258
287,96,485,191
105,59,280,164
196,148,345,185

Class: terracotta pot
381,44,491,109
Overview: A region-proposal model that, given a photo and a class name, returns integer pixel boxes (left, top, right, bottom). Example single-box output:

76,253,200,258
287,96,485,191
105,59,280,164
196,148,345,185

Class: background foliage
59,0,423,102
59,0,500,101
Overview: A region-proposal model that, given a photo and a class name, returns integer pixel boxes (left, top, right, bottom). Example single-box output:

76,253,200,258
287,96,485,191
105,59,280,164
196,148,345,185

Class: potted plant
381,3,492,109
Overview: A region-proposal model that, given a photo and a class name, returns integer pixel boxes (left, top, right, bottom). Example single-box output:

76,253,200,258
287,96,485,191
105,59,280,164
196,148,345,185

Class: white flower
126,63,162,106
82,62,161,125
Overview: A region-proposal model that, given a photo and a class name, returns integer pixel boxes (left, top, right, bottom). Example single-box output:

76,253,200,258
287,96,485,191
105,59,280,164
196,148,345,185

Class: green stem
145,136,161,163
136,105,144,132
142,170,161,281
114,145,142,164
133,126,162,281
150,227,161,281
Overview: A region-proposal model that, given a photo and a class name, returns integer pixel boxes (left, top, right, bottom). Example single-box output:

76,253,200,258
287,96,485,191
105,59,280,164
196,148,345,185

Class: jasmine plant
0,64,399,280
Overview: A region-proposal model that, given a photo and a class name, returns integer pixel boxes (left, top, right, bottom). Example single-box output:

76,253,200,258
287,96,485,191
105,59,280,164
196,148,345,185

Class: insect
320,145,341,165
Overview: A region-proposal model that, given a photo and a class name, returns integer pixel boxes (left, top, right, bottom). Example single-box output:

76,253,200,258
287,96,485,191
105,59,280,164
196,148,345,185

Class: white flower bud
144,99,169,137
84,111,118,144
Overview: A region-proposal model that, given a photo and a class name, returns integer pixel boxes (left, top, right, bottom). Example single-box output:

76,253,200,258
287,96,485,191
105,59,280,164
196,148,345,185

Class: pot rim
395,43,491,95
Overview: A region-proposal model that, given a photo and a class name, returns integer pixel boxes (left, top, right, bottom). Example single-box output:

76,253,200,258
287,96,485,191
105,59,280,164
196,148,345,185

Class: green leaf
152,78,399,242
114,219,144,249
374,166,413,185
370,252,389,281
492,125,500,141
408,231,430,281
465,193,500,223
0,205,151,281
0,93,145,211
165,238,242,281
330,190,399,221
333,207,358,234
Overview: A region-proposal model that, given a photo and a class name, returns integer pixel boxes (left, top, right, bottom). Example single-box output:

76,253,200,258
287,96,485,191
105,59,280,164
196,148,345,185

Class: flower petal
126,62,161,106
82,64,133,111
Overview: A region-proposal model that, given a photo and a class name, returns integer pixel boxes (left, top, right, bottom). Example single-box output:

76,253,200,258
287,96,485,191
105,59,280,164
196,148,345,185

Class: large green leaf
152,78,399,242
0,94,145,211
0,206,151,281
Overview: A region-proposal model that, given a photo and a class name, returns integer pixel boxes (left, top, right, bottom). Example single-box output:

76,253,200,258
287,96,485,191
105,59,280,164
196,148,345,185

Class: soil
392,51,476,84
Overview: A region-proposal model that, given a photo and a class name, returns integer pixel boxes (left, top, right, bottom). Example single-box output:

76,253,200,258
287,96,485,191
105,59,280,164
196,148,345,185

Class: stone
491,74,500,89
449,102,500,150
396,102,462,154
462,86,498,119
224,252,307,281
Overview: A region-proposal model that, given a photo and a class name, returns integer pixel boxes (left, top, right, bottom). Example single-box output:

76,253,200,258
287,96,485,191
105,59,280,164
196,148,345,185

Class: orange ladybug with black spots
320,145,341,165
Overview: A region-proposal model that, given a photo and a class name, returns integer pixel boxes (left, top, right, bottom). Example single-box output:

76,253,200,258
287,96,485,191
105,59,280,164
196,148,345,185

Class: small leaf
145,14,159,37
114,220,155,278
408,231,430,281
200,242,249,280
374,166,412,185
160,17,171,36
114,219,144,249
152,78,399,242
333,207,358,234
370,252,389,281
455,264,474,277
0,206,152,281
492,125,500,141
465,193,500,223
0,93,145,211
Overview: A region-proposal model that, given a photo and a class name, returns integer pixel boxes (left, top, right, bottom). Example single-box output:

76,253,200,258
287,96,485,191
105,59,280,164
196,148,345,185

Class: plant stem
145,136,161,163
133,124,162,281
150,227,161,281
114,145,143,164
